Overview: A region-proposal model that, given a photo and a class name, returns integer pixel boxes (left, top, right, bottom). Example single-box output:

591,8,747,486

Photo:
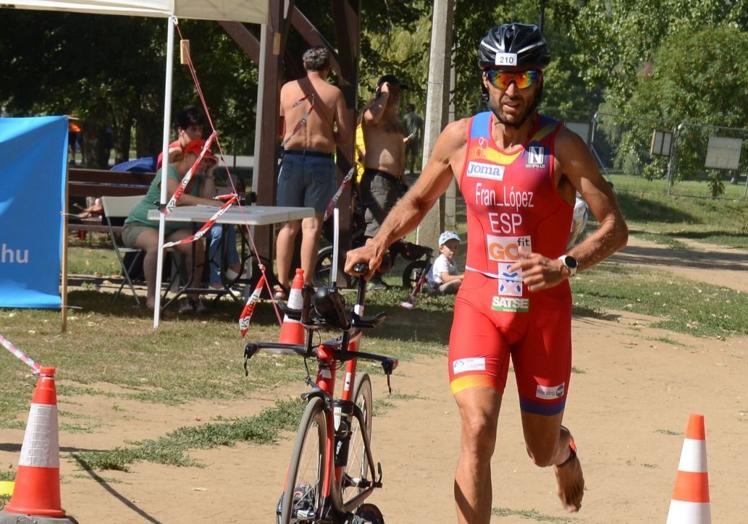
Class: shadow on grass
617,192,698,223
572,304,620,321
611,243,748,272
664,230,748,241
71,454,161,524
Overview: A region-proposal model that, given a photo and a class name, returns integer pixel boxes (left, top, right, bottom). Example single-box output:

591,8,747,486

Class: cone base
278,320,304,345
0,511,78,524
666,500,711,524
4,466,64,518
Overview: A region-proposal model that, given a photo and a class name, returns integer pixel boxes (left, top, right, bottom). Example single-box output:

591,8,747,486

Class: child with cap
428,231,464,294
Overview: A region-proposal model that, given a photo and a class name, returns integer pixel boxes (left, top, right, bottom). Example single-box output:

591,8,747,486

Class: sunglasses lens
487,70,539,90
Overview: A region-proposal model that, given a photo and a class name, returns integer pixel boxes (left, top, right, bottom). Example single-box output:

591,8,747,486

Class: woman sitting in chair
121,138,222,312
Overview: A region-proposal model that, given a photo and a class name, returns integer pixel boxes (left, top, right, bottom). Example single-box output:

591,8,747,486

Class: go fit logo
486,235,531,262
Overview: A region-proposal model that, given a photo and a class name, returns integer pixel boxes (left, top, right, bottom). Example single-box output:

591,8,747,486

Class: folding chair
101,195,145,305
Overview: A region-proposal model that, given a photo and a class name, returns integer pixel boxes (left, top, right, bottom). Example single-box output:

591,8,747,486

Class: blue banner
0,117,67,308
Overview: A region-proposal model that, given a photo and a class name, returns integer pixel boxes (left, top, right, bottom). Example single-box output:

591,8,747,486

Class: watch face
565,256,578,269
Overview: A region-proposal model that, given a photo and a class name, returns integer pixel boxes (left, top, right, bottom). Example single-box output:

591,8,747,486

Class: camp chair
101,195,145,305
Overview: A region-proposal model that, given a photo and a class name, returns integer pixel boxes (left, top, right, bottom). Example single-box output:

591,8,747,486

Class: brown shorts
360,168,405,237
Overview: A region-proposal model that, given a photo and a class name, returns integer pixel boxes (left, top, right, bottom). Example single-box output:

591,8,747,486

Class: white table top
147,205,314,226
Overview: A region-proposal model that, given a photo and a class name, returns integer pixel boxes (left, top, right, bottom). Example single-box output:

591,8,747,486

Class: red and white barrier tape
323,167,355,222
162,195,238,249
174,22,282,326
165,131,217,214
0,334,41,374
239,275,266,338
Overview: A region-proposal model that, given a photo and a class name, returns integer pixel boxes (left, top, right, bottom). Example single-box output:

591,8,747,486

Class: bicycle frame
245,276,396,522
311,329,381,514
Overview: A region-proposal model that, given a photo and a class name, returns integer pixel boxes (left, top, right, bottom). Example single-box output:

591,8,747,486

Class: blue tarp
0,116,67,308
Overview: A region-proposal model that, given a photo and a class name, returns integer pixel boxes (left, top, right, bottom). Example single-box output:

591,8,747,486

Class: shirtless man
275,46,351,296
359,75,408,240
345,23,628,522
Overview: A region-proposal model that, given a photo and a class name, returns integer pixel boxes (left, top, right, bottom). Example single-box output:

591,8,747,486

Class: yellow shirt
355,123,365,183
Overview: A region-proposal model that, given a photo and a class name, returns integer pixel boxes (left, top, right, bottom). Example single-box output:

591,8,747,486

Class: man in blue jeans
274,46,351,297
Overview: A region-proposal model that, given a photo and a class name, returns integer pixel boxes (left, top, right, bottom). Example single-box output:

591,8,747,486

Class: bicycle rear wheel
340,373,373,505
280,396,328,524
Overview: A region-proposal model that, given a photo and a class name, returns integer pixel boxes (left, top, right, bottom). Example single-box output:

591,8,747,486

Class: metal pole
153,16,176,329
538,0,546,31
666,123,683,196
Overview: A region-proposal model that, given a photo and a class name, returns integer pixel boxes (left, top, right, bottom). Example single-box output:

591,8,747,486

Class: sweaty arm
558,129,628,272
510,128,628,291
345,119,467,276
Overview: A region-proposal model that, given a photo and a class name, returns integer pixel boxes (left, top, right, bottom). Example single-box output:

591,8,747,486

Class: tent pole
61,162,69,333
153,15,177,329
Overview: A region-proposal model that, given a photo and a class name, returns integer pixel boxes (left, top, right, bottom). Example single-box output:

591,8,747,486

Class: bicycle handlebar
243,341,399,377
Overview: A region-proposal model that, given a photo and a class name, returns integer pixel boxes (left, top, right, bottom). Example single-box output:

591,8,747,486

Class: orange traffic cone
666,414,711,524
278,268,305,344
0,367,76,523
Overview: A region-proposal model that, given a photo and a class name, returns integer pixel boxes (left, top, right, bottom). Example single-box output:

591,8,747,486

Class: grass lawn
610,174,748,249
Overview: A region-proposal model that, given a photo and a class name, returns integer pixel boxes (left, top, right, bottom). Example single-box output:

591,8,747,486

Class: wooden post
418,0,454,247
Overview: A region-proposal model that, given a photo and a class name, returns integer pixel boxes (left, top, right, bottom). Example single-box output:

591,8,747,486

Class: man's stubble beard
490,84,543,129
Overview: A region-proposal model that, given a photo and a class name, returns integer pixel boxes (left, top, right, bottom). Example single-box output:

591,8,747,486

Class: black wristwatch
557,255,578,277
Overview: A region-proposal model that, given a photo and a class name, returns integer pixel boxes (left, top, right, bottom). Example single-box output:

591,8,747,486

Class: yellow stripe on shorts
450,374,498,395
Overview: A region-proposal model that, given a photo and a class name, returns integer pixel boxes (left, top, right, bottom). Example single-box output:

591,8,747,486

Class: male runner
345,23,628,522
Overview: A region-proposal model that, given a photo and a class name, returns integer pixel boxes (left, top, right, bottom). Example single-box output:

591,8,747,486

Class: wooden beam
331,0,360,283
218,21,260,64
290,7,342,77
253,0,294,266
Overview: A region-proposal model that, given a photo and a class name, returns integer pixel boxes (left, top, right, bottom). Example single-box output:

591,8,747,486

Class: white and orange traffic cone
0,367,76,523
666,413,711,524
278,268,305,344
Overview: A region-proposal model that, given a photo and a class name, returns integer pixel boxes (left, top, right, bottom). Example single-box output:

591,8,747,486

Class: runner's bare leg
300,214,323,285
454,387,501,524
520,411,584,511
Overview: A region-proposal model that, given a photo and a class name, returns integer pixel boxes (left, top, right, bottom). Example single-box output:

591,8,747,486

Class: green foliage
75,398,305,470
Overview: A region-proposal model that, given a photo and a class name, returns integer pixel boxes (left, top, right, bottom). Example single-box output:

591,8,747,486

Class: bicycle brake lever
381,358,398,394
243,343,259,377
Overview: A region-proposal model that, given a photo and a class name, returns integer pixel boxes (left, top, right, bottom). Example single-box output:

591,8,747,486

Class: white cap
438,231,461,246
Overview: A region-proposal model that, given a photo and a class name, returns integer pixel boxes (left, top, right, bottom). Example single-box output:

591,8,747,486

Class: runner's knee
460,411,498,459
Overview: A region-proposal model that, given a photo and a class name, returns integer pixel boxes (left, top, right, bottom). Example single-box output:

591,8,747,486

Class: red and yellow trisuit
449,110,574,416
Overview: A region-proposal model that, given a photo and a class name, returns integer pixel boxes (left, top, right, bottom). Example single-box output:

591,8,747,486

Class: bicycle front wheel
280,396,329,524
341,373,374,505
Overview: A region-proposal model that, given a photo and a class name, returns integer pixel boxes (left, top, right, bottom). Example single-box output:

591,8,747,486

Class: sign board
705,136,742,170
566,122,590,145
650,130,673,156
0,117,67,308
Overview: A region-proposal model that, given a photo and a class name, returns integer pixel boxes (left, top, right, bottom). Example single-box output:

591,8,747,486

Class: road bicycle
244,263,398,524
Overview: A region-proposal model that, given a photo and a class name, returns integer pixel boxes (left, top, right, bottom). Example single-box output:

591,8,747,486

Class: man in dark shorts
275,46,351,296
346,23,628,522
358,75,410,288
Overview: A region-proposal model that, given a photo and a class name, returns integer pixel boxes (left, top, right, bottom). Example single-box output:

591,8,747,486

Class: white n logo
527,146,544,166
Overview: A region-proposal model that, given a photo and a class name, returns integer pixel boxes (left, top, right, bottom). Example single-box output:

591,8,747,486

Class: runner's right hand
345,238,388,280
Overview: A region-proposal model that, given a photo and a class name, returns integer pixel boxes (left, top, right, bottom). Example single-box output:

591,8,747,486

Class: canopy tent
6,0,268,328
10,0,267,23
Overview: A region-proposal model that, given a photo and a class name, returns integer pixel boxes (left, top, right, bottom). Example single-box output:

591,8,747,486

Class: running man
345,23,628,522
275,46,351,297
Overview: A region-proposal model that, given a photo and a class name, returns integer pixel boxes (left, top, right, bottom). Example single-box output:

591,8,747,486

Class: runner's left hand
509,252,568,291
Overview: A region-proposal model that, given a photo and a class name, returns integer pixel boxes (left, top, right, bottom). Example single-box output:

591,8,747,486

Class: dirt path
612,235,748,293
3,243,748,523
